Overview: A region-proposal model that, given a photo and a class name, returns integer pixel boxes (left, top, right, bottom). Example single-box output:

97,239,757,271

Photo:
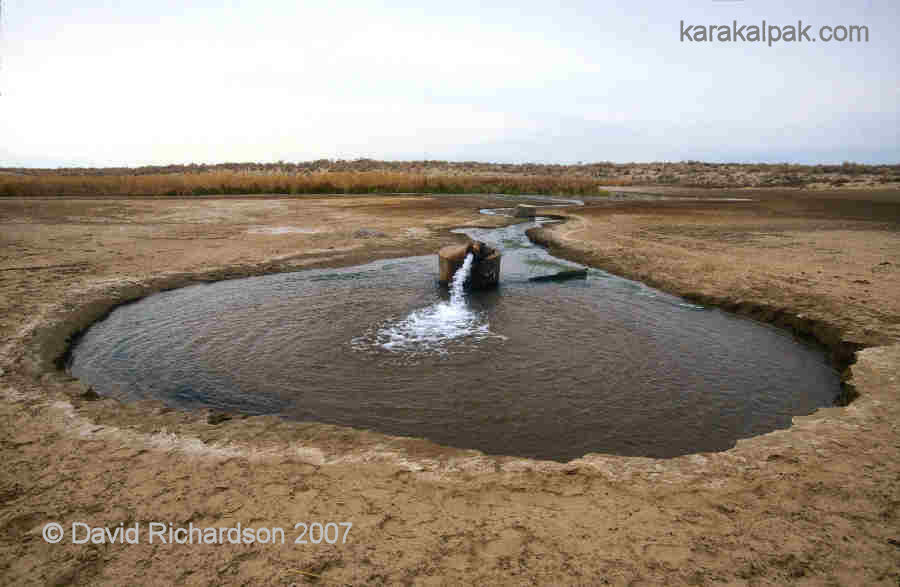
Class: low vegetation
1,160,897,197
0,170,613,197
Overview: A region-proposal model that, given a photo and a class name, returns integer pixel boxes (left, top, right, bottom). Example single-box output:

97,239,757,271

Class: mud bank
526,224,866,405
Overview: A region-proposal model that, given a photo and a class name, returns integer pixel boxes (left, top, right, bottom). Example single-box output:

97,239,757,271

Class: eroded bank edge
8,227,563,474
2,211,884,479
525,220,873,406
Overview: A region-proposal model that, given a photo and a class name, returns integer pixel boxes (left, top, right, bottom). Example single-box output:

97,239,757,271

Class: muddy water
69,216,841,461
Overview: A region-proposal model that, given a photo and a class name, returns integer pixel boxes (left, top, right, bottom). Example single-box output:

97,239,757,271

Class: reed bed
0,171,616,197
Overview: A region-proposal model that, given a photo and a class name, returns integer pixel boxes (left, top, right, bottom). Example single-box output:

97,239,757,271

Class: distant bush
657,174,680,184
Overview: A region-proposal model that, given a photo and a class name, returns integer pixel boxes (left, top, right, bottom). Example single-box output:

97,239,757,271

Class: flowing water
68,209,841,461
362,252,503,355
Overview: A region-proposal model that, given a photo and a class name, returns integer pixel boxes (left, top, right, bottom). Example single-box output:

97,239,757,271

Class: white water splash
356,253,503,355
450,252,474,304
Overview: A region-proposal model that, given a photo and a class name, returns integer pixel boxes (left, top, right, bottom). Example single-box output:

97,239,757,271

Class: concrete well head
438,240,501,289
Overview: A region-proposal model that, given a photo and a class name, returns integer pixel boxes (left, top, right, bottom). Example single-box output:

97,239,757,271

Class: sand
0,191,898,585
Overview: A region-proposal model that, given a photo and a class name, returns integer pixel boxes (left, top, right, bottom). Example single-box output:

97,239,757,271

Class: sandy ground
0,192,898,585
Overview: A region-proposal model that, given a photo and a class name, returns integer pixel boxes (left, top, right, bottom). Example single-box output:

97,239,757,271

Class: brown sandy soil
0,192,899,585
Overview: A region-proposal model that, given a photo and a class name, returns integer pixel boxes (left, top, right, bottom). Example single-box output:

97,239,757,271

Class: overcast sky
1,0,897,167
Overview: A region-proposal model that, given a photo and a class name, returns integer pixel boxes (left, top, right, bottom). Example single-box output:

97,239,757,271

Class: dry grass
2,159,898,196
0,170,614,197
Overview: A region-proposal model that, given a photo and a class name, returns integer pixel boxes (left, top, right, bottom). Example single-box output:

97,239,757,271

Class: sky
0,0,898,167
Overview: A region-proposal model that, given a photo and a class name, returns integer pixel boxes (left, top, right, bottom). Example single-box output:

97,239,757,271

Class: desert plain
0,187,898,585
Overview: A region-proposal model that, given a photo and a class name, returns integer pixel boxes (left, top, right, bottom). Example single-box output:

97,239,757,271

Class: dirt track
0,192,898,585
